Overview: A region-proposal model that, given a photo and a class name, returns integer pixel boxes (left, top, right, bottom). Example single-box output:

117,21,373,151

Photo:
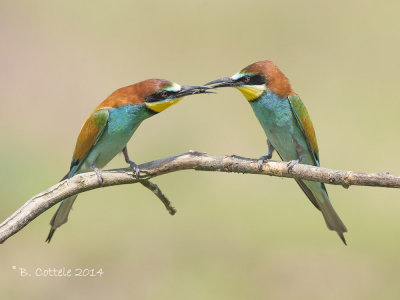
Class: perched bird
46,79,210,242
205,60,347,244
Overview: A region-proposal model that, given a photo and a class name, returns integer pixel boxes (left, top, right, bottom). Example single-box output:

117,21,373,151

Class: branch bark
1,150,399,243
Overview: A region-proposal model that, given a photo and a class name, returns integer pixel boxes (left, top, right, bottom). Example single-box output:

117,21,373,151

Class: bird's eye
243,76,250,83
161,91,169,98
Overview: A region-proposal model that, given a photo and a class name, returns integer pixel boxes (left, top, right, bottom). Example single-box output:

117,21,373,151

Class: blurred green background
1,0,400,299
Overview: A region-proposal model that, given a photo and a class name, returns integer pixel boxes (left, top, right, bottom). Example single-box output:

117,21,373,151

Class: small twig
0,150,399,244
140,180,176,215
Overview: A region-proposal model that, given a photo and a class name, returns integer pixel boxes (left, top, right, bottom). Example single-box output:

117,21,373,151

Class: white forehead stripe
165,82,181,92
231,72,242,80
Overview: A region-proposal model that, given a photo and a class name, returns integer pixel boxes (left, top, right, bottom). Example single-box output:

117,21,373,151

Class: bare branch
140,180,176,215
1,150,399,243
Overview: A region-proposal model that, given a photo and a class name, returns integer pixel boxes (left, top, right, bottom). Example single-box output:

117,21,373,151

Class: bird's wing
69,108,109,174
287,94,320,166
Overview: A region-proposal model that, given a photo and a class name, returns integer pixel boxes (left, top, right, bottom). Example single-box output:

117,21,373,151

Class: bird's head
103,79,211,113
143,79,213,113
205,60,293,101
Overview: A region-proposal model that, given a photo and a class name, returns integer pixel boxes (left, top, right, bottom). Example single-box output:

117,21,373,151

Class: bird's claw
287,158,301,172
129,162,140,180
96,172,104,185
257,155,271,171
91,163,104,185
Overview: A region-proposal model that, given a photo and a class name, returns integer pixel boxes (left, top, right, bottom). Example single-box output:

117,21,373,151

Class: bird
205,60,347,244
46,79,210,242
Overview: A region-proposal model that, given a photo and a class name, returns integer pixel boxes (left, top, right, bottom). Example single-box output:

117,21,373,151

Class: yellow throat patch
235,85,265,101
145,98,183,113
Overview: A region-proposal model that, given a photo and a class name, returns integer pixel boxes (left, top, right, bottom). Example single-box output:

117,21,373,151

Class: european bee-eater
46,79,210,242
205,60,347,244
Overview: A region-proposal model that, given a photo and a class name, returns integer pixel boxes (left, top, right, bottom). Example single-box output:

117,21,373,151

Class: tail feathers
318,189,348,245
46,195,77,243
46,228,56,243
296,179,347,245
337,232,347,246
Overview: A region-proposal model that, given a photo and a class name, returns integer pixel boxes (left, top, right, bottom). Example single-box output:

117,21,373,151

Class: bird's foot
257,154,272,171
91,163,104,185
122,147,140,179
287,158,302,172
128,161,140,180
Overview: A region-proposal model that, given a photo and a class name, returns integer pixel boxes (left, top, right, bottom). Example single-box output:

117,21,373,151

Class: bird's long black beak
204,77,236,88
178,85,215,97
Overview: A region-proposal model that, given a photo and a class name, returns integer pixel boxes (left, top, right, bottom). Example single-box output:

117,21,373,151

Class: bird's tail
318,186,348,245
296,179,347,244
46,195,78,243
46,172,78,243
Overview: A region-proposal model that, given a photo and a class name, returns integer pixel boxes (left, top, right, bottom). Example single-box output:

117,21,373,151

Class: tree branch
1,150,399,243
140,180,176,215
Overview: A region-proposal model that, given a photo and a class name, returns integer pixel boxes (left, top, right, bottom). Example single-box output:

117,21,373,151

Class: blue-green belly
78,104,152,173
249,91,315,166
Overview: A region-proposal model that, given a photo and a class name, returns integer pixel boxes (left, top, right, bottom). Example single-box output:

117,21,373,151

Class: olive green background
1,1,400,299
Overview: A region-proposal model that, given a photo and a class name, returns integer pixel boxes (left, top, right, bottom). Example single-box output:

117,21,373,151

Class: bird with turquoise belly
46,79,210,242
205,60,347,244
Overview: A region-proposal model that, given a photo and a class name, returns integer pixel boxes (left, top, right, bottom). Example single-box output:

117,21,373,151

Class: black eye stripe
238,74,265,85
146,90,177,103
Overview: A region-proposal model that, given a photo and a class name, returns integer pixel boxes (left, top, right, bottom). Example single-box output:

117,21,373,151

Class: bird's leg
90,162,104,185
257,139,275,170
122,146,140,179
287,156,303,172
287,138,303,172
